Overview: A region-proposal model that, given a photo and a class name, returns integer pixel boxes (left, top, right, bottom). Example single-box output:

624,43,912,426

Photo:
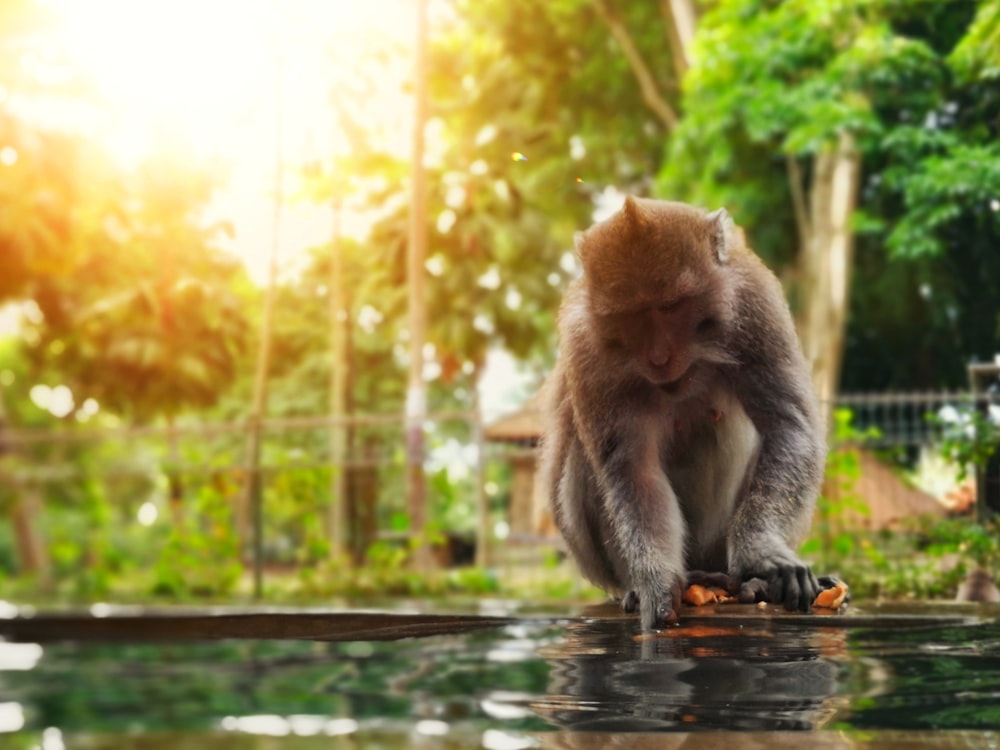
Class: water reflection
536,614,844,731
1,604,999,746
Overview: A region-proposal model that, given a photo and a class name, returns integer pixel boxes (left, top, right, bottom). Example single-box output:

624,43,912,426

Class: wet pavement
1,600,999,748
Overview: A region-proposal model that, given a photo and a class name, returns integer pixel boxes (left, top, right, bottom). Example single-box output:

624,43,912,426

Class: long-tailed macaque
541,197,826,630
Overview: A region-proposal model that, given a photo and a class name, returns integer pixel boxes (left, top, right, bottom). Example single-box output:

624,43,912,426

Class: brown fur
541,197,826,630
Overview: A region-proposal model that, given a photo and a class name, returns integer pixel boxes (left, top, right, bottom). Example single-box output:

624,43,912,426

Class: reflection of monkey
541,197,826,630
536,613,842,733
956,568,1000,603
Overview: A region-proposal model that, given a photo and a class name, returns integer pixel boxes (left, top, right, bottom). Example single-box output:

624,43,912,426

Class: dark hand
622,577,683,629
742,561,819,611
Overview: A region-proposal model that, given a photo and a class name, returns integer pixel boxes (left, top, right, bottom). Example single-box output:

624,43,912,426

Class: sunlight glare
44,0,414,166
137,502,159,527
42,727,66,750
29,384,75,418
0,703,25,733
39,0,416,279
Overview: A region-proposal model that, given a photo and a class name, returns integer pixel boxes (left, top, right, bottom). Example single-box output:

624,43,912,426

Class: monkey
540,196,827,631
956,568,1000,603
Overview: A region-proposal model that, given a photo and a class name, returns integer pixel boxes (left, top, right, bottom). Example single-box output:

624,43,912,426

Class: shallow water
1,601,999,748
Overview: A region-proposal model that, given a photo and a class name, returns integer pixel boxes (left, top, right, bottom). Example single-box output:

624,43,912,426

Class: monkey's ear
620,195,647,230
707,208,734,263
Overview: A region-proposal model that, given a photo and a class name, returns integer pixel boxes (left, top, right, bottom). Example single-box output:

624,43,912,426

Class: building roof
484,390,543,444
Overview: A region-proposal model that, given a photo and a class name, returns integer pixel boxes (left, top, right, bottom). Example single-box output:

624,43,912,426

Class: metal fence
832,391,996,449
4,392,995,512
2,389,997,590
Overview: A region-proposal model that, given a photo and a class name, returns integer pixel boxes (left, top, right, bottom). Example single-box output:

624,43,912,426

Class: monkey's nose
649,352,671,368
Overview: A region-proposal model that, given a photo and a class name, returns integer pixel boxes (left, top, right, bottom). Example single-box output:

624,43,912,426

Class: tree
17,150,250,544
662,0,1000,398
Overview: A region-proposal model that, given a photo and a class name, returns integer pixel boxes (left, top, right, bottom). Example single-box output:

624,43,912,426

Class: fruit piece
682,584,717,606
813,580,849,609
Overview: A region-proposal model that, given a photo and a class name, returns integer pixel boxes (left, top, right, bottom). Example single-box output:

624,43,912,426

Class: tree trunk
0,388,52,588
11,486,51,589
406,0,431,571
794,131,861,419
658,0,698,81
165,414,184,529
595,0,680,131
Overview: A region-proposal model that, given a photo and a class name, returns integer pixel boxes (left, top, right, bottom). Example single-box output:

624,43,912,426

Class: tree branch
658,0,697,82
594,0,679,132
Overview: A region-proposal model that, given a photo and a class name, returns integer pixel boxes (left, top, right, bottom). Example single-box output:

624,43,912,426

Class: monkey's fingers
639,579,683,630
738,577,769,604
754,564,817,612
793,565,820,611
769,564,818,612
621,590,640,614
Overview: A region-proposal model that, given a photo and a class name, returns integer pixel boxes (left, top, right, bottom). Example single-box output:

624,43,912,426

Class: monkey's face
577,197,737,393
591,285,729,390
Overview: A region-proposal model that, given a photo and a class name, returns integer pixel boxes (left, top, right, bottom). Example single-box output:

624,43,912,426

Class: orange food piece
683,584,718,606
813,580,849,609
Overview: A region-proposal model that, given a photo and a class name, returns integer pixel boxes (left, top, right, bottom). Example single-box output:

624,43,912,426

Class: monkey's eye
658,298,686,314
697,317,718,334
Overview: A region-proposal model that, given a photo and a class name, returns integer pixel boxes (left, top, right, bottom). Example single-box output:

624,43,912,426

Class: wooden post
328,199,348,563
406,0,431,570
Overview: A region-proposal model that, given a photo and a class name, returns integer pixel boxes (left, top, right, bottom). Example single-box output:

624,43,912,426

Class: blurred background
1,0,999,605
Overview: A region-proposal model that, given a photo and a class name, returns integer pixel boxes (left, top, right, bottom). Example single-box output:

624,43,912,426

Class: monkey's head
575,196,739,391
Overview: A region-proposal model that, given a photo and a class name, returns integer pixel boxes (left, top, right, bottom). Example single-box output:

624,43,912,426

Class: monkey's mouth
654,365,695,392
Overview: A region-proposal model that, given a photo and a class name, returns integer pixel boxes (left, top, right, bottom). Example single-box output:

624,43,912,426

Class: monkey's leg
554,436,624,596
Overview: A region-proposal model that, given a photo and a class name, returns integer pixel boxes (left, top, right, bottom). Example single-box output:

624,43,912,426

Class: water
2,602,999,748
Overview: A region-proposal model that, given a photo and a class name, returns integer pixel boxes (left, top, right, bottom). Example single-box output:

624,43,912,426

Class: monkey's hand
624,577,683,630
735,553,820,612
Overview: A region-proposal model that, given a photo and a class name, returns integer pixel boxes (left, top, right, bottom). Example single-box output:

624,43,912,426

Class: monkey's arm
729,382,823,610
727,283,826,610
570,384,688,630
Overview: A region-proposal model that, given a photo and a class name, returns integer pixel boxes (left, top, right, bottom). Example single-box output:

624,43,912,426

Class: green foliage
799,413,1000,600
802,409,880,569
932,404,1000,480
911,515,1000,570
151,482,243,598
885,143,1000,256
949,0,1000,81
27,155,251,423
665,0,1000,390
5,0,1000,605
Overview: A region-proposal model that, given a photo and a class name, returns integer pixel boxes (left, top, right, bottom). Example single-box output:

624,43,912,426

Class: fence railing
6,392,998,497
831,390,998,448
2,391,997,591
